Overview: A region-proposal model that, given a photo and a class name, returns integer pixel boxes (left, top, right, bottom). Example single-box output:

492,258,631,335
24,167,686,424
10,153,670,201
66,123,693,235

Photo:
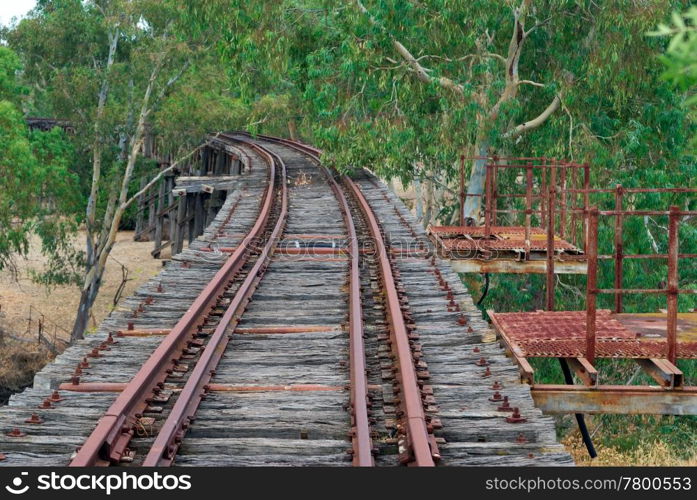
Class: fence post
540,158,547,227
525,161,533,259
545,162,557,311
583,164,590,253
484,162,493,237
614,184,624,313
667,206,679,364
585,207,599,364
560,164,567,239
459,155,465,227
492,162,498,227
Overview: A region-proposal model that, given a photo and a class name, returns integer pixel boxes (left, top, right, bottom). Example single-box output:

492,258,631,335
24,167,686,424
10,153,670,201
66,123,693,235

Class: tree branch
505,94,561,139
517,79,545,87
122,138,215,210
354,0,464,97
85,26,119,267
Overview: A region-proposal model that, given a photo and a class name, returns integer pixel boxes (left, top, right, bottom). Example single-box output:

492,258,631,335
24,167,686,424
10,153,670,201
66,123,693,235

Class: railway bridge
0,133,572,467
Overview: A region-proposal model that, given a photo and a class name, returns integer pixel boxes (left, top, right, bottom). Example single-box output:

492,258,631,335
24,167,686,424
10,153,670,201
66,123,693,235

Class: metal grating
430,225,547,236
491,310,697,359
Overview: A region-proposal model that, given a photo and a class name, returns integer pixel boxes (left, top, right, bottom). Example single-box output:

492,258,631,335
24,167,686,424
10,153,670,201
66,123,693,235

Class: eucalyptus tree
6,0,228,340
0,45,79,277
352,0,564,221
284,0,695,224
654,6,697,147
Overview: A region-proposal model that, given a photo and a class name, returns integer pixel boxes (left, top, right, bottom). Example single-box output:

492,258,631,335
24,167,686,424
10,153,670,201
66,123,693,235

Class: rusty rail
343,176,437,467
70,134,281,466
245,133,375,466
141,137,288,466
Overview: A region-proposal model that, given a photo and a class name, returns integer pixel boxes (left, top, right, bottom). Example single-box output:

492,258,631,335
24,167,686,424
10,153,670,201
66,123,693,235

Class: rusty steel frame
489,201,697,415
442,160,695,313
344,177,437,467
250,133,375,466
435,157,590,290
476,157,590,250
584,206,697,365
70,134,281,466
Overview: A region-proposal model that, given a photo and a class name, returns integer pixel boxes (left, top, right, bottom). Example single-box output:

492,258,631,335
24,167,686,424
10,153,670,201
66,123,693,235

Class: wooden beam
173,197,186,255
531,385,697,415
187,193,195,244
564,357,598,387
176,176,239,183
193,193,205,238
166,174,175,242
153,178,166,258
448,258,587,275
135,176,147,237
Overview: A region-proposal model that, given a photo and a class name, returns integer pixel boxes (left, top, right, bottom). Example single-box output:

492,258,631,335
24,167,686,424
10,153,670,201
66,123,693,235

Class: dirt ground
0,231,165,401
0,231,165,343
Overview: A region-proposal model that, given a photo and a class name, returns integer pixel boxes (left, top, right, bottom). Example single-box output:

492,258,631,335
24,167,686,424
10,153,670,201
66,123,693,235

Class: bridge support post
173,195,187,255
153,176,166,258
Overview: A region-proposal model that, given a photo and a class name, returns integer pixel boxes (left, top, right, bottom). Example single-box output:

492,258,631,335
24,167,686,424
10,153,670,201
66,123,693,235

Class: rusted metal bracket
636,359,683,389
563,357,598,387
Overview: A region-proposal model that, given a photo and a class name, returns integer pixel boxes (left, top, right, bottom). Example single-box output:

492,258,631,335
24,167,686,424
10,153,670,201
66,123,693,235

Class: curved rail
70,135,283,466
342,175,437,467
142,136,289,465
255,133,436,466
252,134,374,466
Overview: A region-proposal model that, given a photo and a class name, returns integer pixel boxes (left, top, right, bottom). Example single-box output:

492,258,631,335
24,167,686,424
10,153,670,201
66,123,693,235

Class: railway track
0,134,572,467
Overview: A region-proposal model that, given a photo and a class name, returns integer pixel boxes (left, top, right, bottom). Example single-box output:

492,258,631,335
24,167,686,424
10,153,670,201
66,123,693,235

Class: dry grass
0,231,163,341
563,434,697,466
0,334,51,403
0,231,163,400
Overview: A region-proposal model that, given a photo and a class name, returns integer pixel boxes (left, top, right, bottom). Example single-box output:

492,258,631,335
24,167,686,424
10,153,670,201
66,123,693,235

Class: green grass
466,270,697,465
528,357,697,462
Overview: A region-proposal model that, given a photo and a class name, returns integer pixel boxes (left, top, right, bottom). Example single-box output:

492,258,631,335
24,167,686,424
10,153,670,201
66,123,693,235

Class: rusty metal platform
430,225,581,253
490,310,697,360
430,225,547,237
429,225,586,275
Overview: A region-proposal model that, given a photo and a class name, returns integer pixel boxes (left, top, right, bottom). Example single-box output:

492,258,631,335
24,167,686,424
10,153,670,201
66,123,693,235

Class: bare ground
0,231,165,401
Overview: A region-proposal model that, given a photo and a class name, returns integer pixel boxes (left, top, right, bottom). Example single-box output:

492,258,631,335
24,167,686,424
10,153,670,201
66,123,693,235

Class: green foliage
0,47,25,105
0,46,80,278
652,6,697,147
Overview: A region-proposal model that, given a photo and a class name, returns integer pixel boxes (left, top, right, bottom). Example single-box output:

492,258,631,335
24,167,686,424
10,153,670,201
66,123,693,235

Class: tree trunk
414,177,423,224
462,141,489,223
70,267,103,342
424,178,433,228
288,120,298,141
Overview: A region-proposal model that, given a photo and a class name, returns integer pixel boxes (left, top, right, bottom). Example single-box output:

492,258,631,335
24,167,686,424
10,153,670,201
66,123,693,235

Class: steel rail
247,133,374,466
142,138,288,465
261,133,437,465
70,135,279,466
342,176,437,466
